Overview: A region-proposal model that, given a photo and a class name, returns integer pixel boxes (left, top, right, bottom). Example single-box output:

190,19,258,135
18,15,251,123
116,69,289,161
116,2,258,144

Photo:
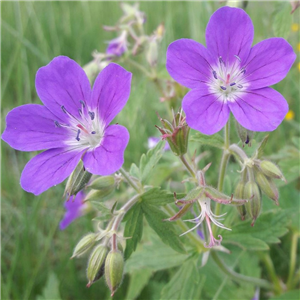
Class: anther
80,100,85,108
220,86,227,90
212,71,218,79
61,106,67,113
219,56,224,64
237,84,243,88
230,82,236,86
54,121,61,127
91,131,96,134
88,111,95,120
234,55,241,62
240,68,246,74
76,129,81,141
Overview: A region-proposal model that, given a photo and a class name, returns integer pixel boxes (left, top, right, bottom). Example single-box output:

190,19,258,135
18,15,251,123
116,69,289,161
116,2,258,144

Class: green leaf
191,132,224,149
129,163,140,179
140,187,183,206
272,2,293,39
124,204,144,260
222,209,291,250
142,203,185,254
161,259,204,300
125,268,152,300
269,290,300,300
124,235,187,273
90,201,112,222
139,140,165,184
37,272,61,300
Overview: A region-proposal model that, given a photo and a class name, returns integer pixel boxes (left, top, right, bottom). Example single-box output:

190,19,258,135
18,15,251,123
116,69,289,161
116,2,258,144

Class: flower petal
90,63,132,126
21,147,84,195
206,6,253,64
182,85,230,135
166,39,214,89
83,124,129,175
35,56,91,122
2,104,70,151
244,38,296,89
229,88,288,132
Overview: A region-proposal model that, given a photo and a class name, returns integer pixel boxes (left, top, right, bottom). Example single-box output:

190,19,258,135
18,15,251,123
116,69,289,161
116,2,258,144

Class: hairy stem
119,167,141,193
211,251,273,290
126,58,152,77
287,231,299,289
180,155,196,178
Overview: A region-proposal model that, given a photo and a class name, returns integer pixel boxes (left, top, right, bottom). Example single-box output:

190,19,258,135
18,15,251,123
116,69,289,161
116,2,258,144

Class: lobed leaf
190,132,224,149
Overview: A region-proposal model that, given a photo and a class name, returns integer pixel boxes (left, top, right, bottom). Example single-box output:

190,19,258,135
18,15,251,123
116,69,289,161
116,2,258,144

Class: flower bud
259,160,286,182
87,244,109,286
156,111,190,156
105,250,124,296
244,181,262,226
234,181,247,220
146,38,158,67
84,188,113,202
235,120,254,146
72,233,97,258
254,169,279,205
65,160,92,198
88,176,115,190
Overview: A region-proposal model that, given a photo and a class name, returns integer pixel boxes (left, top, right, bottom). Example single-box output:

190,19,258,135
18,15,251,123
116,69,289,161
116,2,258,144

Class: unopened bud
87,244,109,286
65,161,92,198
84,188,113,202
105,250,124,296
259,161,286,182
244,181,262,226
72,233,97,258
254,169,279,205
235,120,254,146
88,176,115,190
83,60,100,83
234,182,247,220
146,38,158,67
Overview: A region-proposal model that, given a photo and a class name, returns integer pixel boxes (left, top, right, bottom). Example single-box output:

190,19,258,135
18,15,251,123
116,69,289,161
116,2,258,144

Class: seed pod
146,38,158,67
72,233,97,258
65,160,92,197
244,181,262,226
254,169,279,205
259,160,286,182
234,181,247,220
105,250,124,296
87,244,109,286
84,189,113,202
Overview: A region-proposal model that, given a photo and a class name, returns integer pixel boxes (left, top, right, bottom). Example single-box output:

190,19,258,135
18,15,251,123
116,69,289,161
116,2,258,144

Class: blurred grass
1,1,299,300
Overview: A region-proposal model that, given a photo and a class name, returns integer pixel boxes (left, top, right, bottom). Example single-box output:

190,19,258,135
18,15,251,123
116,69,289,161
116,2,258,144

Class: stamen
88,111,95,120
237,84,243,88
91,131,96,134
219,56,224,64
77,124,89,134
234,55,241,62
61,106,67,113
240,68,246,74
76,129,81,141
220,86,227,90
80,100,85,108
230,82,236,86
54,121,61,127
78,109,82,116
212,71,218,79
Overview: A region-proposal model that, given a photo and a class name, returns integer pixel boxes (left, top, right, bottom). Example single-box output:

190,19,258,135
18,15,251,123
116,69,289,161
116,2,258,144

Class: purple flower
106,31,128,57
60,191,88,230
166,6,296,135
147,136,170,151
2,56,131,195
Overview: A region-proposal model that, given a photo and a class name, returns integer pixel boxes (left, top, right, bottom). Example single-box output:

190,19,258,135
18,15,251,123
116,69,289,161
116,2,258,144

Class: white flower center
208,56,248,102
55,101,104,149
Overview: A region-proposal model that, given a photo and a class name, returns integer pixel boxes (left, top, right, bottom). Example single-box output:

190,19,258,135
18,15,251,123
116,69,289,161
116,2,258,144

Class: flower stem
287,231,299,289
211,251,273,290
119,167,141,193
125,58,152,77
259,252,282,295
180,155,196,178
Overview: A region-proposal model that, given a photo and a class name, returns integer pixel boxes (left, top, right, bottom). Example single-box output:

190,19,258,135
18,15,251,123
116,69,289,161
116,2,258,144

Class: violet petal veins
2,56,132,195
166,6,296,135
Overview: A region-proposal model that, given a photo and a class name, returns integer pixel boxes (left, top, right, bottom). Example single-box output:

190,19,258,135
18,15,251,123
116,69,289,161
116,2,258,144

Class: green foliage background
1,1,299,300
